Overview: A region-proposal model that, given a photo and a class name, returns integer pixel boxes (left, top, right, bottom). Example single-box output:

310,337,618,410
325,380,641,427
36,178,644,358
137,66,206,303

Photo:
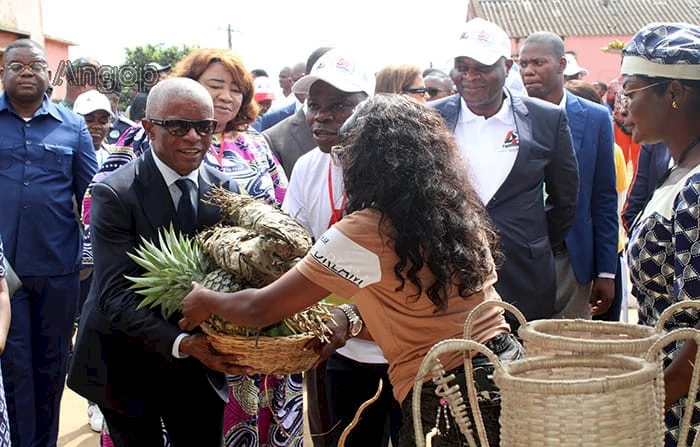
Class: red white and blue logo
502,130,519,149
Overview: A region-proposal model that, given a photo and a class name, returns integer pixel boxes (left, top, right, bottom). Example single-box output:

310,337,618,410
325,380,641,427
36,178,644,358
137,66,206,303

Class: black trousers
100,369,225,447
318,352,402,447
398,333,524,447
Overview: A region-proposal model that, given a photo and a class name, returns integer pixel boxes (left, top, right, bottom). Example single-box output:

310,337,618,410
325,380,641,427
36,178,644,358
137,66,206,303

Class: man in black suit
68,78,243,446
432,18,579,323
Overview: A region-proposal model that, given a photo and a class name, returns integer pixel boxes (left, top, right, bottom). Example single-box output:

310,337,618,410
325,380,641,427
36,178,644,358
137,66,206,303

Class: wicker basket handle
463,300,528,340
412,339,501,447
655,300,700,332
646,328,700,447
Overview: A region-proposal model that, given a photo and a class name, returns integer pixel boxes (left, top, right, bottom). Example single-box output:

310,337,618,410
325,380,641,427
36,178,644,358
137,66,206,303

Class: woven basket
412,338,666,447
496,352,662,447
514,300,700,358
201,322,320,375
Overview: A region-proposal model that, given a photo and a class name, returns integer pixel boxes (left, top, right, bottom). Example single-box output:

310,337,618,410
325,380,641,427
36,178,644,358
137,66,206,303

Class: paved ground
58,386,100,447
57,302,638,447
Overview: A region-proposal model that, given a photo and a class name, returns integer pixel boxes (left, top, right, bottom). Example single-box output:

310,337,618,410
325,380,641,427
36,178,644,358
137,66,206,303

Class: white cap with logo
292,49,375,97
454,17,511,65
73,90,114,117
563,54,589,77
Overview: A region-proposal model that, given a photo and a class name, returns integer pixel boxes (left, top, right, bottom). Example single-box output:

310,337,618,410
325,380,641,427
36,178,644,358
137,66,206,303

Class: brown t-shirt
296,208,510,403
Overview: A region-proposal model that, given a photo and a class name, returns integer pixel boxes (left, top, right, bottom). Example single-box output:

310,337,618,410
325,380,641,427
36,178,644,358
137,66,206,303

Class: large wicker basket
201,322,320,375
412,339,667,447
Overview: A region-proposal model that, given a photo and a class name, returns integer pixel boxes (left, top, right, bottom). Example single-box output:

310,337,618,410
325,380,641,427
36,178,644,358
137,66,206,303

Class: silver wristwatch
338,304,363,337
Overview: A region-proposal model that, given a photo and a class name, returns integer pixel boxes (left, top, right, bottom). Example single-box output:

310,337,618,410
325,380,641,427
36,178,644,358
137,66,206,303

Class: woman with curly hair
180,94,523,447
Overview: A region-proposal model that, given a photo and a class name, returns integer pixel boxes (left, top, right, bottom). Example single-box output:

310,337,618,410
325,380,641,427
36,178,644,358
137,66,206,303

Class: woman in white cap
622,22,700,447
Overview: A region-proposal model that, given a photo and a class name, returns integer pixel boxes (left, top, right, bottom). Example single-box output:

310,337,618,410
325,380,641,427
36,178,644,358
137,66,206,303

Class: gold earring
672,100,679,109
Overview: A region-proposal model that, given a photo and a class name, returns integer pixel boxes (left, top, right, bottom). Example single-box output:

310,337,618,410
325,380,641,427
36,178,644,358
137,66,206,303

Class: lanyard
327,162,346,228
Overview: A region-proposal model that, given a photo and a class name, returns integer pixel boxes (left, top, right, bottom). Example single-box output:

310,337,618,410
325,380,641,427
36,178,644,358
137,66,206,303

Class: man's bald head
142,77,216,176
146,77,213,118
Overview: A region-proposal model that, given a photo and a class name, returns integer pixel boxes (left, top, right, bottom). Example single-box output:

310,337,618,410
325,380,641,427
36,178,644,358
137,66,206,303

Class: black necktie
175,178,196,234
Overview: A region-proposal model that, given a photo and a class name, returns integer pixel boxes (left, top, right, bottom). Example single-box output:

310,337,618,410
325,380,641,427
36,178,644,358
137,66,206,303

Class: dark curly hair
339,94,499,311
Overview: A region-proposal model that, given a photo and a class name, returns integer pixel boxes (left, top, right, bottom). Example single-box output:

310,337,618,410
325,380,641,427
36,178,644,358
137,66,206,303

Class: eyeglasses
621,81,670,97
402,87,427,95
617,81,671,113
426,87,450,98
4,62,48,74
148,118,218,137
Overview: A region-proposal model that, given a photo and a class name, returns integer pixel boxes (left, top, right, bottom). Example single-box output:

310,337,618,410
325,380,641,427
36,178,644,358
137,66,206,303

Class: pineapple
126,225,211,319
200,269,252,336
124,196,334,345
204,185,312,259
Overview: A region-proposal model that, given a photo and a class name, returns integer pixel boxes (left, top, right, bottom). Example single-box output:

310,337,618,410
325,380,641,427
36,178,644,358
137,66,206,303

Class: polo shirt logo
502,130,519,149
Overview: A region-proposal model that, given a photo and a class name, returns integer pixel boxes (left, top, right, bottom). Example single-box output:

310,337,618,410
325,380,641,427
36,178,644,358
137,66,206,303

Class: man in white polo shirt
432,18,579,325
283,49,401,447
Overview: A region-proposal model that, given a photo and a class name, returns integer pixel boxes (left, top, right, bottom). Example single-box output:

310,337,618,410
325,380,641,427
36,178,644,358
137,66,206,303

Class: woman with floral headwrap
622,22,700,446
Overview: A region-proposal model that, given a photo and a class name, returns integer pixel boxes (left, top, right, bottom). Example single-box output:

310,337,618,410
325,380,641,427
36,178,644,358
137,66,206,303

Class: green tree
113,43,197,112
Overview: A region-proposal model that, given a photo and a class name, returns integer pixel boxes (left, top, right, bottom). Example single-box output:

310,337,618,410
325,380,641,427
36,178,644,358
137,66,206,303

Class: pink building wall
511,34,633,85
0,0,73,99
44,38,72,100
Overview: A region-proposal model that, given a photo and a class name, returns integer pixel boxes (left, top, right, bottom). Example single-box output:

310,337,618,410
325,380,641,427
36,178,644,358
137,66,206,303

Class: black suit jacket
263,108,316,178
432,92,579,320
67,150,238,416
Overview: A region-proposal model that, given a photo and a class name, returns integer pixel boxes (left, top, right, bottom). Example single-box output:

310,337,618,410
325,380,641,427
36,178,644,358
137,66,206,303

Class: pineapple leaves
124,224,210,319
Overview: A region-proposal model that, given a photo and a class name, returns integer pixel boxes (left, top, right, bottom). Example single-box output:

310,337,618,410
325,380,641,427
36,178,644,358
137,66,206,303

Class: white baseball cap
253,76,275,102
292,49,375,97
563,54,589,77
73,90,114,117
454,18,511,65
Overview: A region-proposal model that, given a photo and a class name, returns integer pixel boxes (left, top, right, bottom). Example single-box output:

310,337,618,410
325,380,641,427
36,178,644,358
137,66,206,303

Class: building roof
472,0,700,38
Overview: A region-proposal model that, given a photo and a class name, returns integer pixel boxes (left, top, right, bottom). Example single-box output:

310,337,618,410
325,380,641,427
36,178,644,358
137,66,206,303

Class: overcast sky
42,0,468,90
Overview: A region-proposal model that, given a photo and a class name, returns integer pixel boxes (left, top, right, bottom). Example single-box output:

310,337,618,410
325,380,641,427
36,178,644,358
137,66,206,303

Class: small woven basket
201,322,320,375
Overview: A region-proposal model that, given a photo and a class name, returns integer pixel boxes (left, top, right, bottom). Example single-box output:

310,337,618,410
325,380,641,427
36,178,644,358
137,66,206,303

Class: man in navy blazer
68,78,243,446
431,19,579,323
519,32,618,319
252,100,296,132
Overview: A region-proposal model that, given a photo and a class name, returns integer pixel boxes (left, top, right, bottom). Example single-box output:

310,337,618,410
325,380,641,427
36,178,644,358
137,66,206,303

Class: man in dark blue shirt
0,39,97,447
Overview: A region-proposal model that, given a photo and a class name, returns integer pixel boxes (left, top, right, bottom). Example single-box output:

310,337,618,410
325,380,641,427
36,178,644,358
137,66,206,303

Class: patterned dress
204,132,288,206
0,237,12,446
203,132,301,447
627,165,700,447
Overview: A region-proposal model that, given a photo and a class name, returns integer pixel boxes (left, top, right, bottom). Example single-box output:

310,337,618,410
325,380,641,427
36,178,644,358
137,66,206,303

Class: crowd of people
0,16,698,447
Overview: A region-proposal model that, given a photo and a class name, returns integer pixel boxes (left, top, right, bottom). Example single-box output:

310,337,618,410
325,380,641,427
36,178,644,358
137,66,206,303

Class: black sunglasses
426,87,450,98
148,118,218,137
403,87,427,95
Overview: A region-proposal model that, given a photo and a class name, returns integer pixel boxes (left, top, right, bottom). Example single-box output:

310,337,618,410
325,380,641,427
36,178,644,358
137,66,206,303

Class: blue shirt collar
0,93,63,121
